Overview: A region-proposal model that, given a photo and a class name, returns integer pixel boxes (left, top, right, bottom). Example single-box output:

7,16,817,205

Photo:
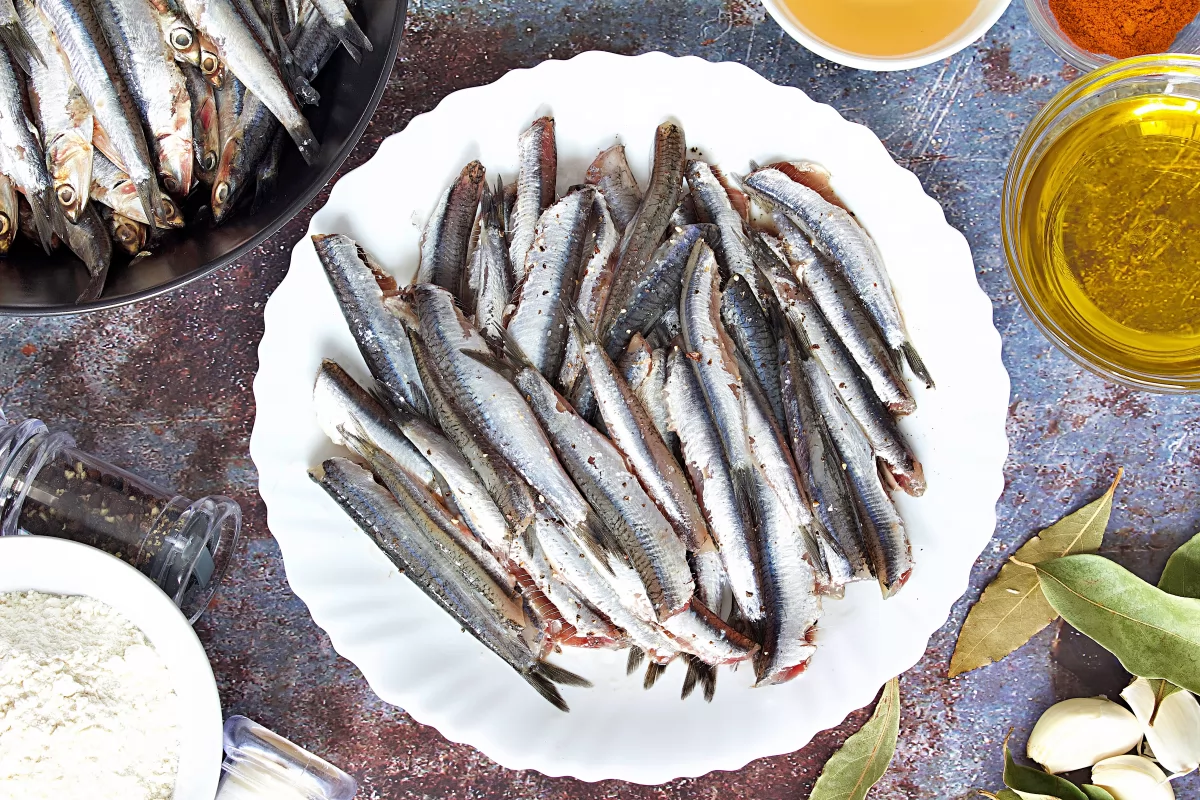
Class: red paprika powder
1049,0,1200,59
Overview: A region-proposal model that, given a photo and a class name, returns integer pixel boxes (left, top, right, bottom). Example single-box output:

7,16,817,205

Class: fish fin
0,22,42,74
625,645,645,675
680,654,699,699
535,660,592,688
899,341,934,389
700,661,717,701
26,187,54,255
460,347,518,382
681,656,717,702
523,671,570,712
643,661,667,690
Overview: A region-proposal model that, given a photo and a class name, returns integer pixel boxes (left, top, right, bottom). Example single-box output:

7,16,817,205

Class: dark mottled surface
3,1,1199,797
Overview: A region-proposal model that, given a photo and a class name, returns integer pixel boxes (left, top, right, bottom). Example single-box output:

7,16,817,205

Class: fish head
108,213,146,256
211,136,247,223
157,132,194,199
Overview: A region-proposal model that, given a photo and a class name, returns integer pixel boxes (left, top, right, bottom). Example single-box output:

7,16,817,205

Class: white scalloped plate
250,52,1010,784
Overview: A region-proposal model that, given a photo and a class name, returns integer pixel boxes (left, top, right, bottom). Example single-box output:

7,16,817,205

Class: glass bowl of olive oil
1004,54,1200,392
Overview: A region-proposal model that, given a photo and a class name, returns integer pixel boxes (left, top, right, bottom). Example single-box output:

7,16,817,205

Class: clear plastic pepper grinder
217,716,357,800
0,417,241,623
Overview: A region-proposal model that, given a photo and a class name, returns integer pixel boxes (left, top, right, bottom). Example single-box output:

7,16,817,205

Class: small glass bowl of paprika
1025,0,1200,71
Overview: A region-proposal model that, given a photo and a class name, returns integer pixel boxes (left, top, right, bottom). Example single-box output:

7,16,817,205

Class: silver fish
508,116,556,282
92,0,193,196
60,203,111,302
663,346,763,624
311,234,429,417
310,0,370,58
521,535,625,649
721,273,784,431
744,166,933,388
501,354,694,621
181,0,318,162
416,160,485,293
90,151,182,226
686,160,759,287
661,599,757,668
463,178,510,344
39,0,165,225
0,42,53,251
312,359,439,491
312,458,589,712
0,171,16,253
557,191,618,397
620,335,677,455
768,232,925,497
585,143,641,234
16,0,92,223
505,186,595,384
182,63,219,184
211,91,276,220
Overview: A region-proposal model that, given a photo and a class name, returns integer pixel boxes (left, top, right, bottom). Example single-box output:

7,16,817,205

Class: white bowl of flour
0,535,222,800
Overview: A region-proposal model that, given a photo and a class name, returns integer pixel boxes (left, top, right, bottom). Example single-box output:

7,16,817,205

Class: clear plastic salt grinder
217,716,358,800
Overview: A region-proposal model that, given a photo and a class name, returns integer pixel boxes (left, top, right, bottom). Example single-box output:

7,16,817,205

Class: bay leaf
1037,555,1200,695
997,793,1024,800
1159,530,1200,602
1080,787,1115,800
949,473,1121,677
1003,738,1088,800
810,678,900,800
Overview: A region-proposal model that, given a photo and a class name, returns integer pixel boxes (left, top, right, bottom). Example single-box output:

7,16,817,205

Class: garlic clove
1121,677,1200,777
1026,697,1143,774
1091,754,1174,800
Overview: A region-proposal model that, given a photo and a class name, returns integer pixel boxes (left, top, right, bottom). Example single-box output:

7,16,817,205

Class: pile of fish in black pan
310,118,935,712
0,0,369,300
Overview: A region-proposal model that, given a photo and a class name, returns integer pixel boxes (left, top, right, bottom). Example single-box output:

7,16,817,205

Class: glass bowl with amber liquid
1004,54,1200,392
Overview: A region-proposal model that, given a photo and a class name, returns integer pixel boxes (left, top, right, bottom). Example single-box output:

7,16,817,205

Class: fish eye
163,176,178,192
214,183,229,204
57,186,75,206
203,152,217,170
173,30,192,49
162,198,178,217
0,214,10,236
201,55,217,73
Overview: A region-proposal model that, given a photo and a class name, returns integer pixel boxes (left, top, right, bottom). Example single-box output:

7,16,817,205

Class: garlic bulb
1121,678,1200,776
1026,697,1142,773
1091,754,1174,800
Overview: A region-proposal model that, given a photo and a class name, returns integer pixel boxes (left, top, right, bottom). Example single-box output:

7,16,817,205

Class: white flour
0,591,181,800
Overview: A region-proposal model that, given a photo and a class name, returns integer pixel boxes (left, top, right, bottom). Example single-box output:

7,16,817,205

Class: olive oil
778,0,979,57
1018,94,1200,382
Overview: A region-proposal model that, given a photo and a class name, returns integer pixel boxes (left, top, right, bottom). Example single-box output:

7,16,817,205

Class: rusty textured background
3,1,1200,797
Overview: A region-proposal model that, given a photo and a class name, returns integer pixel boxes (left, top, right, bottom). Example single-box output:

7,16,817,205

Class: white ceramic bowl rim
0,535,223,800
760,0,1014,71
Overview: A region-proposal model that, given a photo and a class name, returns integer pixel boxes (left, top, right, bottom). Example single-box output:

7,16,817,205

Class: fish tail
900,341,934,389
535,660,592,688
26,186,54,255
337,13,372,54
681,656,718,702
625,645,645,675
523,671,569,713
643,661,667,690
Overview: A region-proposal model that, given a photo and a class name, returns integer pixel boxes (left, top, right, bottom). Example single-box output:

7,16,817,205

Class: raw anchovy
252,125,285,211
505,186,595,383
620,335,677,454
16,0,92,223
416,160,485,293
508,116,556,282
60,203,112,302
744,166,933,388
606,122,685,335
570,314,713,559
40,0,167,226
584,144,641,233
289,4,344,82
211,92,274,220
93,0,194,197
600,223,715,362
411,283,619,560
767,233,924,496
310,0,370,58
775,212,914,415
0,51,53,252
685,161,764,291
778,327,870,580
147,0,201,67
312,458,589,712
183,62,218,184
663,346,763,624
785,317,913,596
661,600,757,667
557,191,618,396
100,207,146,255
312,234,429,416
721,272,784,430
0,172,16,253
90,152,182,226
312,359,439,491
522,536,624,648
463,179,510,343
181,0,319,162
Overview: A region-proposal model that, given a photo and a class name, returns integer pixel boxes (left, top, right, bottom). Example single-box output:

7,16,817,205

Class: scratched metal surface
2,1,1199,797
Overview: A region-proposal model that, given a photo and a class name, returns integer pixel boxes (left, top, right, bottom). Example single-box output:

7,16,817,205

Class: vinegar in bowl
776,0,981,57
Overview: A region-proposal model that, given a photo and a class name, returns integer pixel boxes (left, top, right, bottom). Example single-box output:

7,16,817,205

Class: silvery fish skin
778,327,871,581
102,207,147,255
312,234,429,417
463,179,510,345
774,211,914,416
744,166,934,388
571,316,713,558
182,63,219,184
39,0,165,226
606,122,685,335
508,116,556,282
0,43,53,251
16,0,92,223
92,0,193,197
722,272,785,431
508,359,694,621
661,599,757,667
584,144,641,234
786,315,914,596
146,0,201,67
310,0,370,57
312,359,439,492
416,160,485,293
312,458,590,712
557,191,618,397
686,161,759,287
601,223,715,362
621,335,677,456
60,203,111,302
181,0,319,162
211,91,274,220
90,151,182,226
411,283,618,560
0,172,17,253
768,230,925,497
522,535,625,648
506,187,596,384
663,346,763,624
